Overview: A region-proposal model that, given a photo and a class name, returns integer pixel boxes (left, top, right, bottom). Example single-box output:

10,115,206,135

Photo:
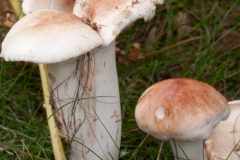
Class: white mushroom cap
22,0,75,14
135,78,230,141
73,0,164,47
0,10,102,63
205,100,240,160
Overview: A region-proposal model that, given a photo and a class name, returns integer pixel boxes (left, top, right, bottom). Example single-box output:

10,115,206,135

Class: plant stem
8,0,24,19
39,64,66,160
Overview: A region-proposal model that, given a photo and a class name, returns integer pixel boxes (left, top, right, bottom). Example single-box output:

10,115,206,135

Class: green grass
1,0,240,159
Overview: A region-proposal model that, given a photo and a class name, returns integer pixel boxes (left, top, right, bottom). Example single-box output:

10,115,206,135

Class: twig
146,36,201,57
207,1,219,18
156,141,164,160
0,143,47,160
129,134,149,159
21,139,33,159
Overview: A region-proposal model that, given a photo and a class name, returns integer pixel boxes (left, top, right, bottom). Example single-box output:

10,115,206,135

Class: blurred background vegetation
0,0,240,159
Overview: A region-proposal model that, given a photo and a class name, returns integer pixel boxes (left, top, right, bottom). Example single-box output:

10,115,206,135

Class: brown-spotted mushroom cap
22,0,75,14
0,9,102,63
135,78,230,141
73,0,164,47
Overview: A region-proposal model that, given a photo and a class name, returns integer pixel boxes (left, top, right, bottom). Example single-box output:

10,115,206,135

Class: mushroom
73,0,164,47
1,0,164,159
51,0,164,159
0,9,103,159
205,100,240,160
1,11,102,63
135,78,230,160
22,0,75,14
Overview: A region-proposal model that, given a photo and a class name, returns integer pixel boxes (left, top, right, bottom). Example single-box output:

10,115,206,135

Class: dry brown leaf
3,13,16,28
127,43,145,62
0,0,17,28
116,47,129,66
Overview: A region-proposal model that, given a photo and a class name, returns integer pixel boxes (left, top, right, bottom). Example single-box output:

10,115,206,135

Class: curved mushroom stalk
170,139,207,160
205,100,240,160
48,41,121,160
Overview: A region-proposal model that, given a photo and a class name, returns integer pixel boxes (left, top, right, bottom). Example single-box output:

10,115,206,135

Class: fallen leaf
127,43,145,62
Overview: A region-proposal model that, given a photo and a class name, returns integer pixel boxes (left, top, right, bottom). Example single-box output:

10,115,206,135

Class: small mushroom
205,100,240,160
135,78,230,160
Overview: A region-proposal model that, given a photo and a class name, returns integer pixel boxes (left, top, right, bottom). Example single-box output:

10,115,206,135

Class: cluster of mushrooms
1,0,164,159
1,0,240,160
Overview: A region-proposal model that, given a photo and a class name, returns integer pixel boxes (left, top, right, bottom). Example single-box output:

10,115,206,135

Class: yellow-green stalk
9,0,24,19
39,64,66,160
9,0,66,159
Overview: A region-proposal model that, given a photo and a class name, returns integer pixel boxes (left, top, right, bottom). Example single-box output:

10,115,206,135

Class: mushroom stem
48,41,121,159
170,139,207,160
